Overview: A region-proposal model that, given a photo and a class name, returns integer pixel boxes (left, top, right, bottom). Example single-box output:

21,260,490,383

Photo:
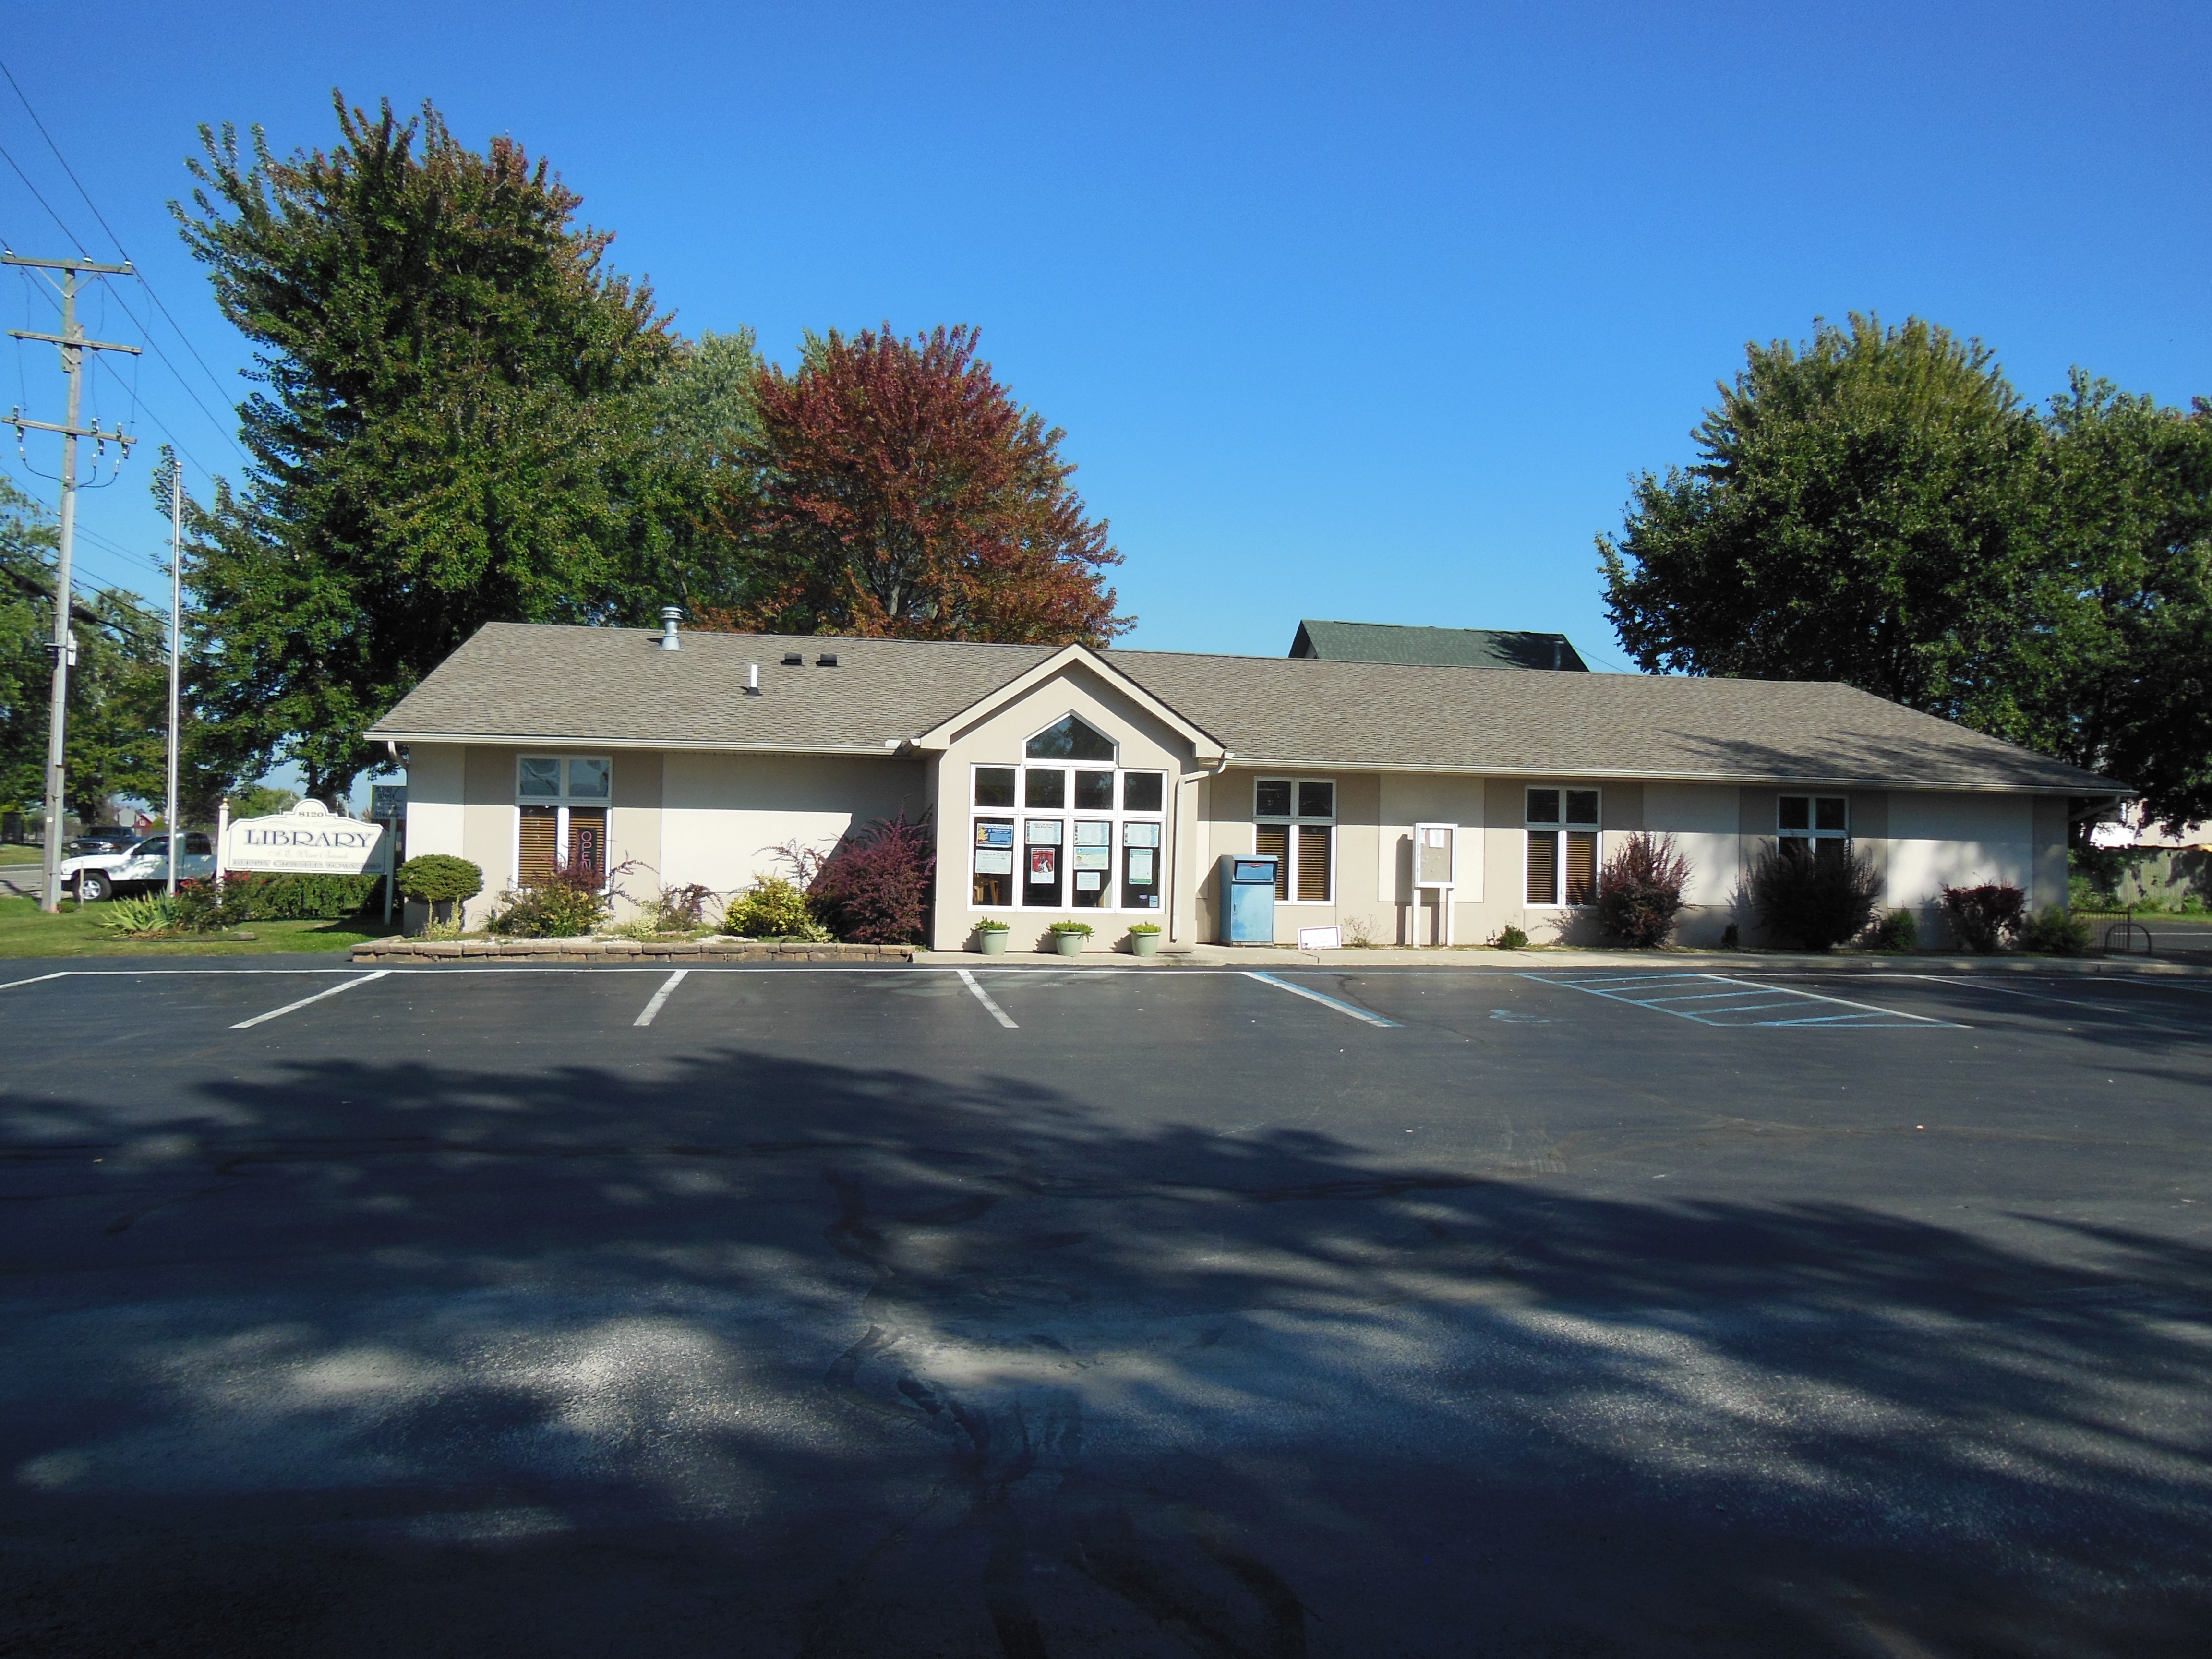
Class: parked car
58,833,216,902
63,825,140,857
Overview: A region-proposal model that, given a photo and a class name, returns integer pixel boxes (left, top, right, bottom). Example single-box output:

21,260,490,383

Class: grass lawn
0,844,43,865
0,894,389,958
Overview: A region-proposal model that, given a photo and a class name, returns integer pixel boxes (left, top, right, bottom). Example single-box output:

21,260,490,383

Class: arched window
1024,715,1117,762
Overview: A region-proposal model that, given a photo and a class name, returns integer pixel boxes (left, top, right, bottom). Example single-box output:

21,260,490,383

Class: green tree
0,479,184,825
2024,377,2212,830
1599,314,2044,730
175,93,681,803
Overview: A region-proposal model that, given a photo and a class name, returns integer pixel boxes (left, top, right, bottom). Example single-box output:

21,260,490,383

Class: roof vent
781,651,804,666
746,663,761,697
659,606,683,651
816,652,839,667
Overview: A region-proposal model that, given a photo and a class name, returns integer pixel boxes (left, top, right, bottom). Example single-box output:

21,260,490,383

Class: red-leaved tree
702,325,1130,644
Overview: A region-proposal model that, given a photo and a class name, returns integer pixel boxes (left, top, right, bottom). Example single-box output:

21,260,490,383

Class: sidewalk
915,942,2212,977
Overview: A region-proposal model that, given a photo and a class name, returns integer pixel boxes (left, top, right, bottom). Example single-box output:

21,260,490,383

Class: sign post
369,784,406,927
1412,821,1457,947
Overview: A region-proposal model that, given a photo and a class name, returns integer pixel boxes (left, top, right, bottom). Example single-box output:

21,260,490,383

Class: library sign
224,799,391,875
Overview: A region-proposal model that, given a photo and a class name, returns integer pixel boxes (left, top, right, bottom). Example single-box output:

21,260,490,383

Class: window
970,725,1166,912
515,755,613,888
1526,787,1599,906
1780,794,1849,866
1255,778,1334,902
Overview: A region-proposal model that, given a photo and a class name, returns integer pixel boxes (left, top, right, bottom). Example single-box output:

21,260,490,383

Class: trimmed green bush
722,876,830,941
2019,905,2092,956
395,854,484,905
1490,924,1530,949
1872,907,1919,952
168,872,381,929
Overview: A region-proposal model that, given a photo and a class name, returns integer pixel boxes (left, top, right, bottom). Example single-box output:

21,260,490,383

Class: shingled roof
367,623,2117,794
1289,619,1589,671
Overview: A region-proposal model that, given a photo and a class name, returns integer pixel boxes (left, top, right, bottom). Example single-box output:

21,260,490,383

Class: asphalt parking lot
2,959,2209,1658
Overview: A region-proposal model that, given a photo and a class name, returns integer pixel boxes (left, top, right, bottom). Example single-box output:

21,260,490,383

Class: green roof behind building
1288,619,1589,671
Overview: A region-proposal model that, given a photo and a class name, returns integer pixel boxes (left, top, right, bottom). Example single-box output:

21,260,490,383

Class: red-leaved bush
1939,882,2027,954
807,814,936,943
1596,832,1693,947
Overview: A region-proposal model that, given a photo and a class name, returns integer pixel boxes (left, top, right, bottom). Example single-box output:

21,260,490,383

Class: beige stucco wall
662,750,927,899
929,661,1198,953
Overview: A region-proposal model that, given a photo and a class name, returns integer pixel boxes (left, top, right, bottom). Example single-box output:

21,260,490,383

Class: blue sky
4,0,2209,700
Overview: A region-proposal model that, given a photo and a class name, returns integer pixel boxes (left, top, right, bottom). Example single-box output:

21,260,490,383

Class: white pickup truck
57,832,216,902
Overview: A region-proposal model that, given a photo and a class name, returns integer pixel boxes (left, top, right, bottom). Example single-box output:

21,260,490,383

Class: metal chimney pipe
660,606,683,650
746,663,760,695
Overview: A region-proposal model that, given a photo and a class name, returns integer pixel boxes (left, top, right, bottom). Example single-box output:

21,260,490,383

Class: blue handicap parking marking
1534,972,1960,1028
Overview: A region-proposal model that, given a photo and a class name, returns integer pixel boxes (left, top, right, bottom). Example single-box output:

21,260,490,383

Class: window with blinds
1525,786,1600,907
1254,778,1334,903
516,756,613,891
518,806,558,888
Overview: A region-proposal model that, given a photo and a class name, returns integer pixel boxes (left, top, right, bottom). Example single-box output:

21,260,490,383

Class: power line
0,135,88,255
0,56,244,435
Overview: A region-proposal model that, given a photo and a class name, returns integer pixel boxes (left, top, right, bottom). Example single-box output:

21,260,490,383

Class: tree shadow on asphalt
2,1046,2210,1659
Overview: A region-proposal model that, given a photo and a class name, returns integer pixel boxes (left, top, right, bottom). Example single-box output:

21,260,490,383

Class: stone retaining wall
353,937,913,963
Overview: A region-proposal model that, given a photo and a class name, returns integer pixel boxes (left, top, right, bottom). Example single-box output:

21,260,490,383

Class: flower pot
976,928,1009,955
1051,930,1086,957
1129,931,1161,958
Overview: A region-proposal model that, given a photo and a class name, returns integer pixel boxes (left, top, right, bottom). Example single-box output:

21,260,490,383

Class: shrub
1939,882,2027,954
1127,921,1161,935
808,813,936,944
1047,918,1093,936
396,854,484,905
1872,907,1919,952
1749,841,1883,951
242,873,385,918
1595,832,1692,948
722,875,831,940
170,875,253,931
2017,904,2091,956
98,893,180,936
168,872,382,926
1490,924,1529,950
1720,923,1741,949
640,882,718,932
487,859,612,938
974,916,1010,932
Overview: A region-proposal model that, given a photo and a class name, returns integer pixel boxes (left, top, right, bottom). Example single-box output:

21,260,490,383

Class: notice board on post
1413,822,1456,889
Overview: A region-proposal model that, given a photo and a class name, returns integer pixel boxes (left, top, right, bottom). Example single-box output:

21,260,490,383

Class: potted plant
974,917,1010,954
1127,921,1162,958
1046,918,1092,957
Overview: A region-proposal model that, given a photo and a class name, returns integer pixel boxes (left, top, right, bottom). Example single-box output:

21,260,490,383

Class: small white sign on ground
1297,924,1342,951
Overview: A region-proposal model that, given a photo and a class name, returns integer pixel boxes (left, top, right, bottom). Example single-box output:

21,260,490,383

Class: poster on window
1072,848,1110,870
1029,847,1057,883
1075,870,1103,891
1127,847,1155,884
975,822,1013,848
974,849,1012,875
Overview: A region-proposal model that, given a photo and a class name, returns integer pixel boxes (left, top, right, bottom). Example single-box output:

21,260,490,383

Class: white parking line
1870,973,2207,1034
633,969,689,1027
1245,971,1403,1027
230,970,390,1030
1538,972,1960,1028
957,969,1019,1028
0,970,71,991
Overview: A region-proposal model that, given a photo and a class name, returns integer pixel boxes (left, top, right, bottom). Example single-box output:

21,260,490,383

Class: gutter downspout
1168,752,1234,948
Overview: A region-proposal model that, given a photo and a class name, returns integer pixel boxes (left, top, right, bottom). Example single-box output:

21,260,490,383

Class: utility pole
166,461,183,898
4,252,140,912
